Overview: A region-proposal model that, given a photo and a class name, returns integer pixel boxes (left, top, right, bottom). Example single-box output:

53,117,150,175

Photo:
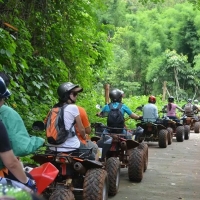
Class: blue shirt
142,103,158,122
101,102,132,116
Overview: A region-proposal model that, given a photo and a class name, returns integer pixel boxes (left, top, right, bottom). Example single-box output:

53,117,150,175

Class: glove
25,178,37,192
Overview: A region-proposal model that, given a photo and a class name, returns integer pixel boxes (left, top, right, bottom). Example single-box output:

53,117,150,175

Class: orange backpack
44,105,75,145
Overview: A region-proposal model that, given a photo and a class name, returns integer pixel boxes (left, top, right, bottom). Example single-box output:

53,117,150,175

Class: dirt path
112,132,200,200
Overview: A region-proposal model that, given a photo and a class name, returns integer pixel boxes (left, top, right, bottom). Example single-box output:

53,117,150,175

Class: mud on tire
49,189,75,200
167,127,173,145
194,122,200,133
138,142,148,172
158,129,168,148
176,126,185,142
184,125,190,139
83,168,108,200
128,148,144,182
105,157,120,196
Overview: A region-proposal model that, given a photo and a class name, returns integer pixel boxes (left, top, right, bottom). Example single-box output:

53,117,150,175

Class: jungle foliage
1,0,200,136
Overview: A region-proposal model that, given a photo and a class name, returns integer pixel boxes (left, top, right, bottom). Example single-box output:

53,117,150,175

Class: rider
49,82,95,159
183,98,198,117
0,77,38,192
163,96,184,121
142,95,159,122
97,88,140,138
194,99,200,111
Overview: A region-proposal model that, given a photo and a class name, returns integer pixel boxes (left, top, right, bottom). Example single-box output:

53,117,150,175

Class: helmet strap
69,96,76,104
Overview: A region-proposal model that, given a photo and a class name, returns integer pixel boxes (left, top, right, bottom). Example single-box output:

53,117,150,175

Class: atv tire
83,168,108,200
49,189,75,200
184,125,190,139
105,157,120,196
167,127,173,145
194,122,200,133
128,148,144,182
138,142,148,172
158,129,168,148
176,126,185,142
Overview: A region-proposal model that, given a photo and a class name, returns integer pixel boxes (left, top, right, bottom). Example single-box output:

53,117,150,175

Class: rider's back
184,103,194,117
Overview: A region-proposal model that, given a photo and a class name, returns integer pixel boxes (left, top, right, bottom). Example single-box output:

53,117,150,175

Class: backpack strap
61,104,75,131
108,103,114,110
109,103,122,110
117,103,123,110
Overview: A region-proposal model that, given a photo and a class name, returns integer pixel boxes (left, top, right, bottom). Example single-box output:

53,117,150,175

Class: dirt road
112,132,200,200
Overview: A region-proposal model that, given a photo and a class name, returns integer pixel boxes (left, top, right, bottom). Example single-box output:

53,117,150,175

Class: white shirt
49,104,80,152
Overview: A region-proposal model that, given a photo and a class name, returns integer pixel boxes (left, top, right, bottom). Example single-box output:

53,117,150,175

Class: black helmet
148,95,156,104
187,98,192,103
57,82,83,101
109,89,122,102
0,77,11,99
168,96,174,103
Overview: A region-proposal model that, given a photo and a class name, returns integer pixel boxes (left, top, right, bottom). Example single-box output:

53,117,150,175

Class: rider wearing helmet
183,98,198,117
194,99,200,112
194,99,199,104
162,96,184,121
49,82,96,159
97,88,140,138
142,95,158,122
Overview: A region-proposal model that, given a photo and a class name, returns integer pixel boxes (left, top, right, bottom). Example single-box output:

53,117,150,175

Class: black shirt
0,121,11,152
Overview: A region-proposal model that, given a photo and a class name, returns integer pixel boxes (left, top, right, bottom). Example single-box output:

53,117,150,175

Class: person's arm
85,126,91,134
162,105,167,113
75,115,86,139
79,107,91,134
0,121,27,184
176,105,184,112
97,105,108,117
130,113,140,120
123,104,140,120
0,151,28,183
155,106,159,119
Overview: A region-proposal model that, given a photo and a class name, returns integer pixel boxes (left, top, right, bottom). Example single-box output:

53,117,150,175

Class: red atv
30,121,108,200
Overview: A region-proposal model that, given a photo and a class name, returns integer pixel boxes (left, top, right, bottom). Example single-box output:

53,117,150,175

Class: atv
181,115,200,134
31,121,108,200
162,117,187,142
136,119,170,148
91,122,148,186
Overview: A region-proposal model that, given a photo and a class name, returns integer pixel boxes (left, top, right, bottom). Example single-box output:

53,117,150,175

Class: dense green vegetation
1,0,200,137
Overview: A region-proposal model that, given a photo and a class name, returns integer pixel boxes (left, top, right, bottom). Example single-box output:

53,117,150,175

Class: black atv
162,116,186,142
136,119,169,148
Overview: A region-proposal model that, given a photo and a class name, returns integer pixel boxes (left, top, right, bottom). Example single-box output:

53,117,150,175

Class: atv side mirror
32,121,45,131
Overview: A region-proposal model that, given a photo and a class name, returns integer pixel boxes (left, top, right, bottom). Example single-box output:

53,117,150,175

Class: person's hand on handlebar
138,116,143,120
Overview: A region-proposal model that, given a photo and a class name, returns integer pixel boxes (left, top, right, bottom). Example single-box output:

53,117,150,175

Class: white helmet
194,99,198,104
